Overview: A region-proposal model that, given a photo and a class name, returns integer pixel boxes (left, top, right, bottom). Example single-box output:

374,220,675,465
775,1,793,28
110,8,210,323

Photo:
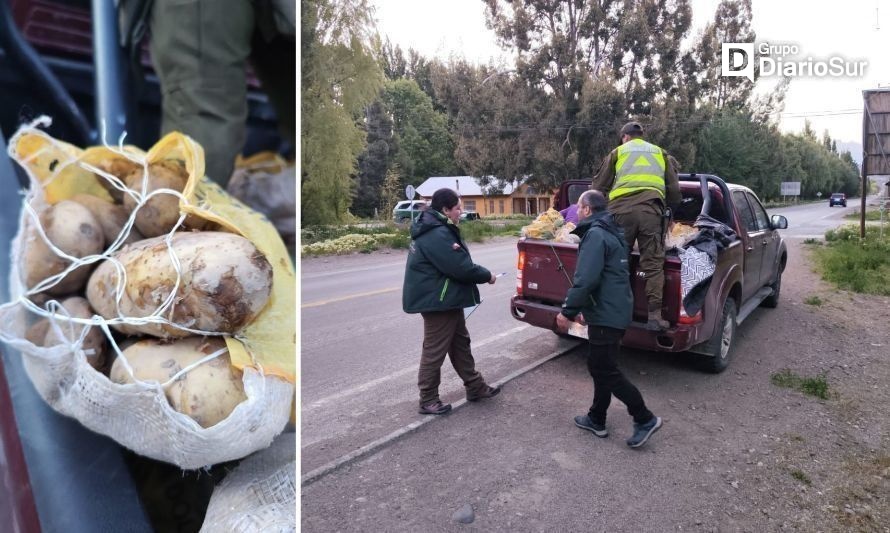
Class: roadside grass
802,238,821,245
770,369,831,400
844,209,883,221
812,225,890,296
831,455,890,529
458,219,527,242
804,295,823,306
300,219,527,256
301,223,405,244
790,469,812,485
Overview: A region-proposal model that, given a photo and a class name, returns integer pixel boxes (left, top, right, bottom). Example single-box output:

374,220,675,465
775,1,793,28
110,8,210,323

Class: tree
301,0,383,224
378,164,404,218
688,0,757,110
470,0,693,189
382,79,457,185
352,78,457,217
381,39,408,80
352,99,396,218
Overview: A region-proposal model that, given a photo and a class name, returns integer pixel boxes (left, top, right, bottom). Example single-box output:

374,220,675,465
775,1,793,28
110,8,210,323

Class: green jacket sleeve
422,228,492,285
590,150,618,195
664,153,682,210
561,228,604,319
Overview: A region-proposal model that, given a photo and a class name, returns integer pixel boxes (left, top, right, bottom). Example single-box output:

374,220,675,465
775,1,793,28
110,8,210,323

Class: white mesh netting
0,119,293,469
200,431,296,532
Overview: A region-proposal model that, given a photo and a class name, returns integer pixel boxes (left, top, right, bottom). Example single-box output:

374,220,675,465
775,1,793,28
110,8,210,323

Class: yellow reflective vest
610,138,666,201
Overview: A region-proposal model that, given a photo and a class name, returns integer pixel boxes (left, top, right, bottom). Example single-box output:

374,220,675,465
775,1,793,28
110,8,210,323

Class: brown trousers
614,203,666,311
418,309,486,406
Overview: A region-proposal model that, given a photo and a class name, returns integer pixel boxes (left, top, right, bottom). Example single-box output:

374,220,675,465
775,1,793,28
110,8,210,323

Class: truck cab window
732,191,758,233
566,184,588,207
747,193,771,231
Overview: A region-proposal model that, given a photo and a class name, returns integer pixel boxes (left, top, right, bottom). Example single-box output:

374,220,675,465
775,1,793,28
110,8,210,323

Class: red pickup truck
510,174,789,373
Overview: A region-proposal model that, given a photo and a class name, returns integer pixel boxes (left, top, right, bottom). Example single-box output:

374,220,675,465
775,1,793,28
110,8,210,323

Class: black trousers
586,326,654,425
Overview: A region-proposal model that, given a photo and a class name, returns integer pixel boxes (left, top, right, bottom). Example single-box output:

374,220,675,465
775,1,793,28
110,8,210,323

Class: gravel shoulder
301,238,890,532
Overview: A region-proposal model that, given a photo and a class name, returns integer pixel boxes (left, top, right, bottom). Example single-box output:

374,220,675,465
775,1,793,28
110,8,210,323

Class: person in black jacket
402,188,500,415
556,190,663,448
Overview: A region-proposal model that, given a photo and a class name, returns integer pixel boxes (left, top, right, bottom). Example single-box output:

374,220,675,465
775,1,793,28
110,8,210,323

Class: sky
370,0,890,148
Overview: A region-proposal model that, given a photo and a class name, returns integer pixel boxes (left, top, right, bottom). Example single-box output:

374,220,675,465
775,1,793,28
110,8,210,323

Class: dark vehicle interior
674,182,729,225
0,0,284,152
0,1,288,531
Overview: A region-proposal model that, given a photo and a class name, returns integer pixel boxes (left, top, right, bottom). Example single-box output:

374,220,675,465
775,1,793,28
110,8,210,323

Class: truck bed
509,175,752,356
510,238,702,351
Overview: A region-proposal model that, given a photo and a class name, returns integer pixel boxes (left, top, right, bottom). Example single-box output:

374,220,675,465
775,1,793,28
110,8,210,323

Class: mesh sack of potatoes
199,430,295,533
520,208,564,240
0,118,295,469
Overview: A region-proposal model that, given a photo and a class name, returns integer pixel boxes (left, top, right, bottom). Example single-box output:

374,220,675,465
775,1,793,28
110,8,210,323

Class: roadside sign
405,185,416,199
780,182,801,196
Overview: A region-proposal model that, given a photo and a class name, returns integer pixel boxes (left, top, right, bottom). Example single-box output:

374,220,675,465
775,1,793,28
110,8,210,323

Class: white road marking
302,325,530,415
300,339,578,486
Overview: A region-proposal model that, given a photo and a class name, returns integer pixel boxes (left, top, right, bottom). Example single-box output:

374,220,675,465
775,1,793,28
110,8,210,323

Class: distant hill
835,141,863,165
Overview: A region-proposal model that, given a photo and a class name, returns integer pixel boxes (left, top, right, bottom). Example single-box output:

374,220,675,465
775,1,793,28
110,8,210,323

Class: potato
86,231,273,338
95,158,142,203
109,336,247,428
70,193,144,247
43,296,106,370
25,318,50,346
23,200,105,295
123,159,207,237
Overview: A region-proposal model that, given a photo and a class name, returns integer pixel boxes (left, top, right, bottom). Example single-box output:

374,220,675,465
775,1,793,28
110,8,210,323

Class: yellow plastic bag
520,208,565,240
13,130,296,385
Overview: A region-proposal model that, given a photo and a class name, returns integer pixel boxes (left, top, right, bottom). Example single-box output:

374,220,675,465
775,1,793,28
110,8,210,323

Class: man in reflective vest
590,122,681,330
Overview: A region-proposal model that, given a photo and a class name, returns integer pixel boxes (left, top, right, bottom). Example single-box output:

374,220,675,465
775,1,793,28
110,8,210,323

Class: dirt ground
301,238,890,532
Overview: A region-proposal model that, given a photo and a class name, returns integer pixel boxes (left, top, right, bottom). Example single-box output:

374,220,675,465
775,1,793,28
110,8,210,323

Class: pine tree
379,164,404,220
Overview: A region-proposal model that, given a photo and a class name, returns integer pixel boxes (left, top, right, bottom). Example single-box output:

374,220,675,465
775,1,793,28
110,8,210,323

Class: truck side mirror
770,214,788,229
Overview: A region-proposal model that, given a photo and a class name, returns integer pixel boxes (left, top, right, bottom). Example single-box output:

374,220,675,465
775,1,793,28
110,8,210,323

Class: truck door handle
762,240,768,246
746,245,754,252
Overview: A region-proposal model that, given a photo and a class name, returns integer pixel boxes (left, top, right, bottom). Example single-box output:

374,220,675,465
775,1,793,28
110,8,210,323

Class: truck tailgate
517,239,682,324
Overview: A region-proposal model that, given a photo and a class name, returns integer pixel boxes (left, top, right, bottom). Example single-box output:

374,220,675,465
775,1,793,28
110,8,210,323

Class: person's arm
664,153,681,211
422,231,492,285
560,230,604,319
590,150,617,195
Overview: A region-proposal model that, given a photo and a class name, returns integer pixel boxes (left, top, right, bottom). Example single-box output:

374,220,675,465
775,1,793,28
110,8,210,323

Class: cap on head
620,121,644,137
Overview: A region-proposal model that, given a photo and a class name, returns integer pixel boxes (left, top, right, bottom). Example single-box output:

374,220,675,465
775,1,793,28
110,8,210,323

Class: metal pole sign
405,185,416,200
862,89,890,238
780,182,801,197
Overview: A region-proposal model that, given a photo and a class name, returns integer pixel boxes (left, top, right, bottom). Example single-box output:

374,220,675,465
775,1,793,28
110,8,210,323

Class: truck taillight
678,308,703,325
516,251,525,297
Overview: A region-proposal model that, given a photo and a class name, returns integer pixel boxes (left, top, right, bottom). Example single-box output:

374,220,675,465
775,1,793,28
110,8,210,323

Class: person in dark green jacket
403,188,500,415
556,190,663,448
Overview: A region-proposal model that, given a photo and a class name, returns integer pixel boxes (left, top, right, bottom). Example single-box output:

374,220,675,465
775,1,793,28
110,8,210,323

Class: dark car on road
829,193,847,207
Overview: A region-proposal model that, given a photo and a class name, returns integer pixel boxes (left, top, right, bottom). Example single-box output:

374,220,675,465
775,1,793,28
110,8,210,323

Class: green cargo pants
149,0,295,187
614,202,666,312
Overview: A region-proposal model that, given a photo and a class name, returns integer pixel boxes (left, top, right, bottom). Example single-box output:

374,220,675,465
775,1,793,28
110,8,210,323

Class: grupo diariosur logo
721,42,867,81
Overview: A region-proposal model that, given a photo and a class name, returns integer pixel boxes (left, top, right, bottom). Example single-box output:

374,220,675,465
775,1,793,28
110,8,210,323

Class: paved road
300,195,870,477
768,198,858,238
301,237,579,474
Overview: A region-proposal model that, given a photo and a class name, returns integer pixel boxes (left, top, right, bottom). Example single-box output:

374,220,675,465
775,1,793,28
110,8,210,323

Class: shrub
770,369,830,400
804,295,823,306
815,225,890,295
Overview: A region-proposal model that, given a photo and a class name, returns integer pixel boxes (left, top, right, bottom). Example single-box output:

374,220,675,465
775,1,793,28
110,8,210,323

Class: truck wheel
696,299,737,374
760,270,781,308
